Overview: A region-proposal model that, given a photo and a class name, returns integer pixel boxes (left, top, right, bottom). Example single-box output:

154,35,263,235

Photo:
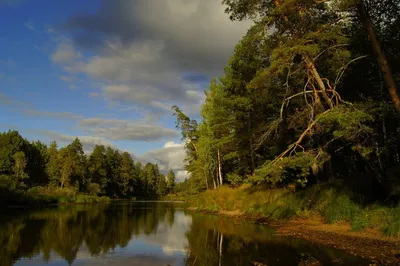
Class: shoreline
186,207,400,265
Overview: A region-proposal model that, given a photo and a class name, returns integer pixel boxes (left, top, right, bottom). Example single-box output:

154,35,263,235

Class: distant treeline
0,130,176,199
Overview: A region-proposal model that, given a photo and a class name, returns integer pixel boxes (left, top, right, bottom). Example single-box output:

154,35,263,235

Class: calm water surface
0,201,372,266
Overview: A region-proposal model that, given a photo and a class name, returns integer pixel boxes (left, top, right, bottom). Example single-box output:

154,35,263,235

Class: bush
227,172,245,186
382,205,400,237
322,194,361,224
88,183,101,196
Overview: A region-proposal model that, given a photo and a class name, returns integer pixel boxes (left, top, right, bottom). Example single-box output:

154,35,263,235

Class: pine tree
88,145,108,194
46,141,60,187
166,170,176,193
118,152,135,197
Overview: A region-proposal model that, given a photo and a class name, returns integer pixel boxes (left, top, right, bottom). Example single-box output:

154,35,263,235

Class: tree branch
272,109,331,164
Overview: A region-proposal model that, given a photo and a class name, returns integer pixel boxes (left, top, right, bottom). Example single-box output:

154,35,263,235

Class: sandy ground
270,217,400,265
188,207,400,265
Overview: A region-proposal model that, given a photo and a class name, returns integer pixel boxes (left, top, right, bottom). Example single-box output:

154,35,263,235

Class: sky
0,0,251,181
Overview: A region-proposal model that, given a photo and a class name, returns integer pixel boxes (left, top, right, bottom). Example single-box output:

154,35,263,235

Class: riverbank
0,187,110,208
177,184,400,265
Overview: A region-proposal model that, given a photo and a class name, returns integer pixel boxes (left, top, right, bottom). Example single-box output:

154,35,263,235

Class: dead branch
254,119,280,151
280,90,314,119
272,109,332,164
304,76,315,122
313,44,349,62
327,89,356,108
334,55,369,87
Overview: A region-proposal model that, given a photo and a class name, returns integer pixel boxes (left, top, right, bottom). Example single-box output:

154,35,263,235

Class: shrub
227,172,245,186
88,183,101,196
322,194,361,224
382,205,400,237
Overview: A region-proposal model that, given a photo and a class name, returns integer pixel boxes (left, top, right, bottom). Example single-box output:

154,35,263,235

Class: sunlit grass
187,184,400,237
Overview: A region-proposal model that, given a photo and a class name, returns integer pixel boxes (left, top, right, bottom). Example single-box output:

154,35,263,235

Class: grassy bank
182,183,400,238
0,186,110,208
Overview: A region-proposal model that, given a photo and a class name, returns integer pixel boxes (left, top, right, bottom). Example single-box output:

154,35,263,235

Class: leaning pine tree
223,0,374,187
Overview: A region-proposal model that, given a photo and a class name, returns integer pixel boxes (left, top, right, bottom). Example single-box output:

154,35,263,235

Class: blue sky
0,0,250,180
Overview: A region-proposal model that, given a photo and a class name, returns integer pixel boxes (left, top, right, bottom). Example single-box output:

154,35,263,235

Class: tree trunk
217,149,223,186
248,118,255,171
357,1,400,115
213,173,217,189
304,56,333,109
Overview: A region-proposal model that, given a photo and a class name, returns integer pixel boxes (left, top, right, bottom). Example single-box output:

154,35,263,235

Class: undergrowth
0,185,110,208
187,183,400,237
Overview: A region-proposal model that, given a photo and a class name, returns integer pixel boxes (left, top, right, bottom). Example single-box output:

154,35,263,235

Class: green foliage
317,106,374,141
0,130,25,175
171,0,400,218
166,170,176,193
250,153,318,186
0,130,178,206
323,194,361,224
226,172,245,186
382,205,400,237
12,151,28,181
88,183,101,196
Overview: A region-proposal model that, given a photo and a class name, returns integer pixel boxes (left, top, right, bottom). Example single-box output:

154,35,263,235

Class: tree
118,152,136,197
88,145,108,194
172,106,199,166
26,140,49,185
157,174,167,196
66,138,86,190
58,149,74,188
46,141,60,186
338,0,400,115
0,130,26,175
105,147,122,197
12,151,28,182
143,163,160,196
166,170,176,193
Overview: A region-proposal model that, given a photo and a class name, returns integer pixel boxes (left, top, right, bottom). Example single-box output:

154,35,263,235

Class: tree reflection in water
0,202,371,266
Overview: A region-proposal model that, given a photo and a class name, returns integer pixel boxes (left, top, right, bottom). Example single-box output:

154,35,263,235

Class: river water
0,201,372,266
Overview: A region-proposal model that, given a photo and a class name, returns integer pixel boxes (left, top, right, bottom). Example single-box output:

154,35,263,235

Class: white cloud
51,38,81,64
0,92,31,108
23,109,83,120
52,0,251,116
78,117,179,142
60,76,76,83
176,170,189,182
42,0,253,170
32,130,113,153
135,141,188,181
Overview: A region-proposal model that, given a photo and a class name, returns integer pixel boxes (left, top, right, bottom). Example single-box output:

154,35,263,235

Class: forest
0,130,176,205
174,0,400,205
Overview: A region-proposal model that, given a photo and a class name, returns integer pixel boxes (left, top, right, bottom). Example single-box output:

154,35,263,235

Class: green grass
383,206,400,237
187,184,400,237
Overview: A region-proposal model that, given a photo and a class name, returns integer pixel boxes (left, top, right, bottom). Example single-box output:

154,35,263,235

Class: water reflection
0,202,371,266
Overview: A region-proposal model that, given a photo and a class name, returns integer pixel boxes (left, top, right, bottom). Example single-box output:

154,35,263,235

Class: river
0,201,372,266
